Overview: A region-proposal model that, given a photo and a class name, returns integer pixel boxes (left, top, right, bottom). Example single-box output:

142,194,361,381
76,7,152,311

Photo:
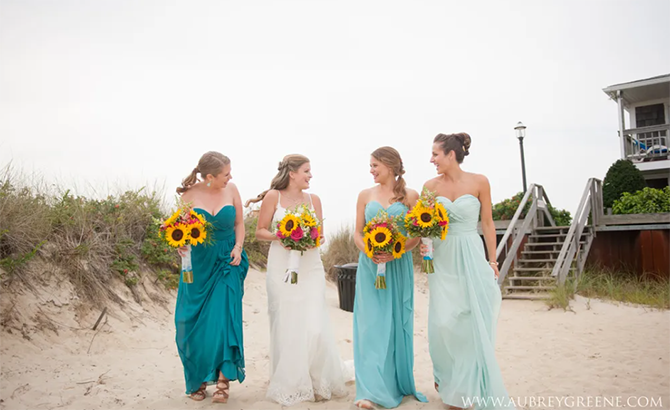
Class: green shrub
613,187,670,215
0,167,172,301
243,210,269,269
492,192,572,225
602,159,646,208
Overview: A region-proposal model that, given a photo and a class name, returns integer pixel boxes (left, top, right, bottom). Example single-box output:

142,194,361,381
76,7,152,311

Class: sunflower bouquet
404,188,449,273
159,201,213,284
362,210,406,289
274,203,322,284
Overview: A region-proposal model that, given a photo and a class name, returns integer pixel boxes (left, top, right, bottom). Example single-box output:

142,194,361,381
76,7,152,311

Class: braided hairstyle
371,146,408,207
245,154,310,207
176,151,230,194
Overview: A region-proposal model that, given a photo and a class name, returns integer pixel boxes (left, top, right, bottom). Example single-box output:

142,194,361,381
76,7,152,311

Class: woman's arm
353,190,368,253
311,193,326,245
255,189,280,242
230,183,244,266
405,188,421,251
478,175,499,278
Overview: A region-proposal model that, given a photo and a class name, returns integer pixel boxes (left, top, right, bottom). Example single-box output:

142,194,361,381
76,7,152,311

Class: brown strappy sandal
189,383,207,401
212,373,229,403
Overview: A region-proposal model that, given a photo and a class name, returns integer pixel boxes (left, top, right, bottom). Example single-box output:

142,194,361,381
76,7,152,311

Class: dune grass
547,268,670,310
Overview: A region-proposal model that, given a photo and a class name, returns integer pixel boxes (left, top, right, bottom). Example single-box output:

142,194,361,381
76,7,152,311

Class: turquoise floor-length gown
353,201,427,408
175,205,249,395
428,195,514,409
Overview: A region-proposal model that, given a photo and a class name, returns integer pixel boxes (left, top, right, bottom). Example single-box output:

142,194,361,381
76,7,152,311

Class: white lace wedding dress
265,193,352,406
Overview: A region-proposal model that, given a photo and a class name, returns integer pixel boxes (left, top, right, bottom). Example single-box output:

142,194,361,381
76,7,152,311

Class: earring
207,182,211,187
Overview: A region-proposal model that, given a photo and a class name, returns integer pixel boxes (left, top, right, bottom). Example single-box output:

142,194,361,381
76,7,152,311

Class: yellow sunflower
441,226,448,240
190,210,205,224
435,202,447,222
301,213,316,227
164,209,180,227
187,222,207,246
279,214,300,236
369,226,392,247
363,233,374,259
392,235,406,259
414,205,435,228
315,228,322,247
165,224,188,247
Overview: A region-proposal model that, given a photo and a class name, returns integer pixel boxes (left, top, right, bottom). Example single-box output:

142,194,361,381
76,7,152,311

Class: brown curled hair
176,151,230,194
371,146,408,207
434,133,472,164
245,154,310,207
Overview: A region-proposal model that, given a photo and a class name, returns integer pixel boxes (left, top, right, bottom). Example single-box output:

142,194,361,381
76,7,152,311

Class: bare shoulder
264,189,280,201
470,173,490,186
226,181,239,192
181,183,202,202
309,192,321,203
468,173,490,196
357,187,372,202
406,188,419,202
423,177,440,191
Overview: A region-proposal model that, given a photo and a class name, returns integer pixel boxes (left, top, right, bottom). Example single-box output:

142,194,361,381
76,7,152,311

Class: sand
1,268,668,410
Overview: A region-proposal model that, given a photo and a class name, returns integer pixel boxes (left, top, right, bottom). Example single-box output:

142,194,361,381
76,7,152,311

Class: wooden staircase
503,225,594,300
495,179,603,301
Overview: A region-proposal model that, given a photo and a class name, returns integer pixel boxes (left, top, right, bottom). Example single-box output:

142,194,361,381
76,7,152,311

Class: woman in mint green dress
422,134,514,410
352,147,427,409
175,151,249,403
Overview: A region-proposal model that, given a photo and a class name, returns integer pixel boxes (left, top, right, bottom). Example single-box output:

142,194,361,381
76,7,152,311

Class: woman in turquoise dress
421,133,514,410
352,147,427,409
174,151,249,403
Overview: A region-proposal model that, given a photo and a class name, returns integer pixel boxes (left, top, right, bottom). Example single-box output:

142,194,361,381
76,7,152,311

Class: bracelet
488,261,498,266
234,244,243,251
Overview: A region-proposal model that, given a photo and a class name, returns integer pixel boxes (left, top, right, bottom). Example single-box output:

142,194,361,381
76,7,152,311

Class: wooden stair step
525,241,585,246
503,293,551,300
509,276,556,281
533,226,571,231
518,259,557,263
521,250,562,254
514,267,559,272
505,285,555,290
529,234,588,239
529,234,567,238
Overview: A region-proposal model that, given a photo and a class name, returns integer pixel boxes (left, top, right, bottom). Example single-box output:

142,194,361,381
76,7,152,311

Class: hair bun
457,133,471,156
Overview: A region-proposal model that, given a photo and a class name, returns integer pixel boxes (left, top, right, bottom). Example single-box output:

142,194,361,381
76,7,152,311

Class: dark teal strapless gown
175,205,249,394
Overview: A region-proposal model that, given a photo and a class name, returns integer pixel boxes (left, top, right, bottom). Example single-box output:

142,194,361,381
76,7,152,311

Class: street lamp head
514,121,526,140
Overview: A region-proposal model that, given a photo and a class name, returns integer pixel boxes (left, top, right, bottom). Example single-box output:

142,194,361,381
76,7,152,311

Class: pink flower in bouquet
310,227,319,240
290,226,304,241
276,230,285,239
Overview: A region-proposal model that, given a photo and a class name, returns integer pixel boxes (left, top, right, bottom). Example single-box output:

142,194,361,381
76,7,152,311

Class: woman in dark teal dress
352,147,426,409
174,151,249,403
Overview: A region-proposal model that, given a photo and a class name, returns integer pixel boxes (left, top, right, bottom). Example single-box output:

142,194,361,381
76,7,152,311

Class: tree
602,160,646,209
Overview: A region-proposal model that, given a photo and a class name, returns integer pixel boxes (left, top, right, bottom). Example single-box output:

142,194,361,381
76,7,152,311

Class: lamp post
514,121,527,193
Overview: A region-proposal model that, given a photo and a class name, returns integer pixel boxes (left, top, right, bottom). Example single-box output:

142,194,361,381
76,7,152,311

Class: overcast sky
1,0,669,231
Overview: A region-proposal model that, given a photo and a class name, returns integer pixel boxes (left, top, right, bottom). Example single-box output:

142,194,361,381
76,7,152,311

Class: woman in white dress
246,154,351,406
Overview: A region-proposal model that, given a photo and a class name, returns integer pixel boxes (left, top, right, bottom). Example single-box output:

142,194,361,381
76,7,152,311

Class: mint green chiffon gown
175,205,249,394
428,195,514,409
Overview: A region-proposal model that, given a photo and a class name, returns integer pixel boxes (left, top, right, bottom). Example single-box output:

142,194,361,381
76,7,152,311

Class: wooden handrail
495,184,544,285
551,178,602,283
